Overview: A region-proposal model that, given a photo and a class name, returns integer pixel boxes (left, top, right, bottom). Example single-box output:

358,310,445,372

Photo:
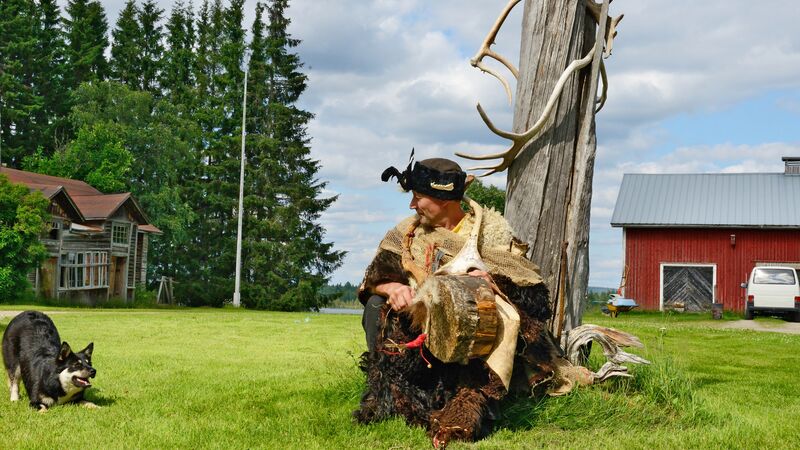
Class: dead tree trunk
505,0,606,338
457,0,618,338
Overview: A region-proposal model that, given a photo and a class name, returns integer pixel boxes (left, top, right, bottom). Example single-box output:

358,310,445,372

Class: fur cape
354,209,564,448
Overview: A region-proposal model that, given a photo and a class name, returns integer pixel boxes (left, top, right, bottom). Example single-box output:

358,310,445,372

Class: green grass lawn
0,307,798,449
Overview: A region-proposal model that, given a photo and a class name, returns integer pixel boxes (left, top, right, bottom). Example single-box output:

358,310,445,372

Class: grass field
0,307,798,449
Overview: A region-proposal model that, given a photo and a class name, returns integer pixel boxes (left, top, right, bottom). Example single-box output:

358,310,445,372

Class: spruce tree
138,0,165,94
110,0,141,88
0,0,43,166
177,0,242,305
27,0,69,154
63,0,109,90
161,1,196,104
240,0,343,310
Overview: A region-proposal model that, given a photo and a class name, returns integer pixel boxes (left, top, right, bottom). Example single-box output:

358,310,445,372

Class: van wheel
744,306,753,320
791,311,800,323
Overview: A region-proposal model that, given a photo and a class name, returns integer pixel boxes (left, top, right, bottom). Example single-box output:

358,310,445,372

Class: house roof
138,224,163,234
0,167,102,196
1,167,161,233
21,183,84,221
611,173,800,228
71,193,133,220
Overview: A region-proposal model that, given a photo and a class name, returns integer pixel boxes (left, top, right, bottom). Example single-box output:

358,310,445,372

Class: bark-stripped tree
458,0,622,339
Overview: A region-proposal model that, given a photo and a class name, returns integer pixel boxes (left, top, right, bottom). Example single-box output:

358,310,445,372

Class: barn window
59,251,109,289
112,223,130,245
660,263,716,312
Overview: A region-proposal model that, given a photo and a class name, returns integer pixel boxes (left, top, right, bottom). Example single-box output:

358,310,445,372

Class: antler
584,0,623,113
584,0,623,58
457,49,595,176
469,0,522,105
460,0,620,177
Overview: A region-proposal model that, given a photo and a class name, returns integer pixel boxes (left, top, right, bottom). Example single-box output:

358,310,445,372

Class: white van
743,266,800,322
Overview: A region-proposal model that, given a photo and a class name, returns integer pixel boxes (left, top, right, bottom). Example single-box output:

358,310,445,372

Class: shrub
0,174,49,301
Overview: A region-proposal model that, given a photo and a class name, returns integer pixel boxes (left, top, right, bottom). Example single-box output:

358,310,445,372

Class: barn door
661,264,715,311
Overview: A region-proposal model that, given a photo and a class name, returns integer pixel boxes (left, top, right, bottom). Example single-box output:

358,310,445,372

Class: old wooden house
1,167,161,304
610,157,800,313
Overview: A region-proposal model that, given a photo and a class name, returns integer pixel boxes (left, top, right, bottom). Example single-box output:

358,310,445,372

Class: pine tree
63,0,109,90
240,0,343,310
110,0,141,88
138,0,165,93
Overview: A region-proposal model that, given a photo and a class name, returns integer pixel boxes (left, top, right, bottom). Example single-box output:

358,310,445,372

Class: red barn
610,157,800,313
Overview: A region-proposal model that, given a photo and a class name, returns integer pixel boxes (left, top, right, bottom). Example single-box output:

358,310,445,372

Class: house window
112,223,129,245
59,251,109,289
48,220,62,240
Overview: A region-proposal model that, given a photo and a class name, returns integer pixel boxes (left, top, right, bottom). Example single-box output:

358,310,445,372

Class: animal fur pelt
354,283,563,448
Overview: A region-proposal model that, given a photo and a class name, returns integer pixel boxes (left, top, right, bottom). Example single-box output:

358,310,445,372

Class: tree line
0,0,344,309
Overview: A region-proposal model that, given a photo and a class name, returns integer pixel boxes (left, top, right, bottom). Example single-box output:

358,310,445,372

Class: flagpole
233,70,248,308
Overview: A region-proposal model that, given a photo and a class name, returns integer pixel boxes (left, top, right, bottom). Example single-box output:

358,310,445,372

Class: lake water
318,307,362,315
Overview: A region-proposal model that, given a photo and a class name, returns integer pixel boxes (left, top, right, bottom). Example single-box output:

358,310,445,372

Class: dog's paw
80,401,100,409
37,405,49,414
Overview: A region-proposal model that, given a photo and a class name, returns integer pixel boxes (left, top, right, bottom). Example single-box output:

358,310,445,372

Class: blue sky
94,0,800,287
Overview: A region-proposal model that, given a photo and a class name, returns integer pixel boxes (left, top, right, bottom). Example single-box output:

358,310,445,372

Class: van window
753,268,796,285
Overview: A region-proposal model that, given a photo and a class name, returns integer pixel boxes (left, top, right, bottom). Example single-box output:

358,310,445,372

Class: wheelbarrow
605,294,639,318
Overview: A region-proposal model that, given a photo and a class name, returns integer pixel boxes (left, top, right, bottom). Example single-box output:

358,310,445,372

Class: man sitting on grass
353,153,565,448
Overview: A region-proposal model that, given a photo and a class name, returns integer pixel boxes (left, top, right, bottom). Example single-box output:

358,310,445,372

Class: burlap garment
378,214,544,289
374,213,544,388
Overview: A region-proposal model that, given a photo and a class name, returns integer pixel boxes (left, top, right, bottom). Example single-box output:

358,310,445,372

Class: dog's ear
80,342,94,358
57,342,72,363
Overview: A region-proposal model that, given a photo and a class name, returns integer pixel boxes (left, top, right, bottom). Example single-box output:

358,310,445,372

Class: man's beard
416,212,439,228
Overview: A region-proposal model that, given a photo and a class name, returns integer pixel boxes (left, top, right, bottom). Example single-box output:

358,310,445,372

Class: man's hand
376,282,415,311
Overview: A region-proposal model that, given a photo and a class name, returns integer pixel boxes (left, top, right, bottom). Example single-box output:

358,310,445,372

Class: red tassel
382,333,432,368
404,334,432,368
404,333,427,349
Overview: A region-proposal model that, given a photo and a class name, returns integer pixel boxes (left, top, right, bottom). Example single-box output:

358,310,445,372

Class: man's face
409,191,449,227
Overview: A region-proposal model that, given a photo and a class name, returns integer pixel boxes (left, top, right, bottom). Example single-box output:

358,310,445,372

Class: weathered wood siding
128,224,139,296
624,227,800,311
137,232,148,287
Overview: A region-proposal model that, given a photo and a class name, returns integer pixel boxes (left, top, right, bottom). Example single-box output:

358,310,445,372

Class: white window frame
59,251,109,290
659,263,717,311
112,222,130,245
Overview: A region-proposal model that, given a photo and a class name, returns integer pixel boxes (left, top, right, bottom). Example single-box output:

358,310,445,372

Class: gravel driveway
718,319,800,334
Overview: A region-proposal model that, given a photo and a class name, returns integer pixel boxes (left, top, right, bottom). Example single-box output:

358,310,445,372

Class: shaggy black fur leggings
362,295,386,353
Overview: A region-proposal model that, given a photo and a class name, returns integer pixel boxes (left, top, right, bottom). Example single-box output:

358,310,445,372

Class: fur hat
381,150,467,201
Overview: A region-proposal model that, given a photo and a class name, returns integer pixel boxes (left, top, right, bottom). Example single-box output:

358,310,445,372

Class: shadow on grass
498,354,722,434
84,390,117,407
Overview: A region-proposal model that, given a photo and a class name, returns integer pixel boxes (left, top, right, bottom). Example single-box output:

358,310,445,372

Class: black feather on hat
381,149,467,200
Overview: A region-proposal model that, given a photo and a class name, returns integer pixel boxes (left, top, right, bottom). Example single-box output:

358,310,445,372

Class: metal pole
233,70,248,307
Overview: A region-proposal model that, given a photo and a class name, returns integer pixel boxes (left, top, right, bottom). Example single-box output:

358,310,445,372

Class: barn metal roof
611,173,800,228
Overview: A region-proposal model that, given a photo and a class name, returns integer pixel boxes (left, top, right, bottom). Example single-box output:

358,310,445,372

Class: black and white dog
2,311,97,410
